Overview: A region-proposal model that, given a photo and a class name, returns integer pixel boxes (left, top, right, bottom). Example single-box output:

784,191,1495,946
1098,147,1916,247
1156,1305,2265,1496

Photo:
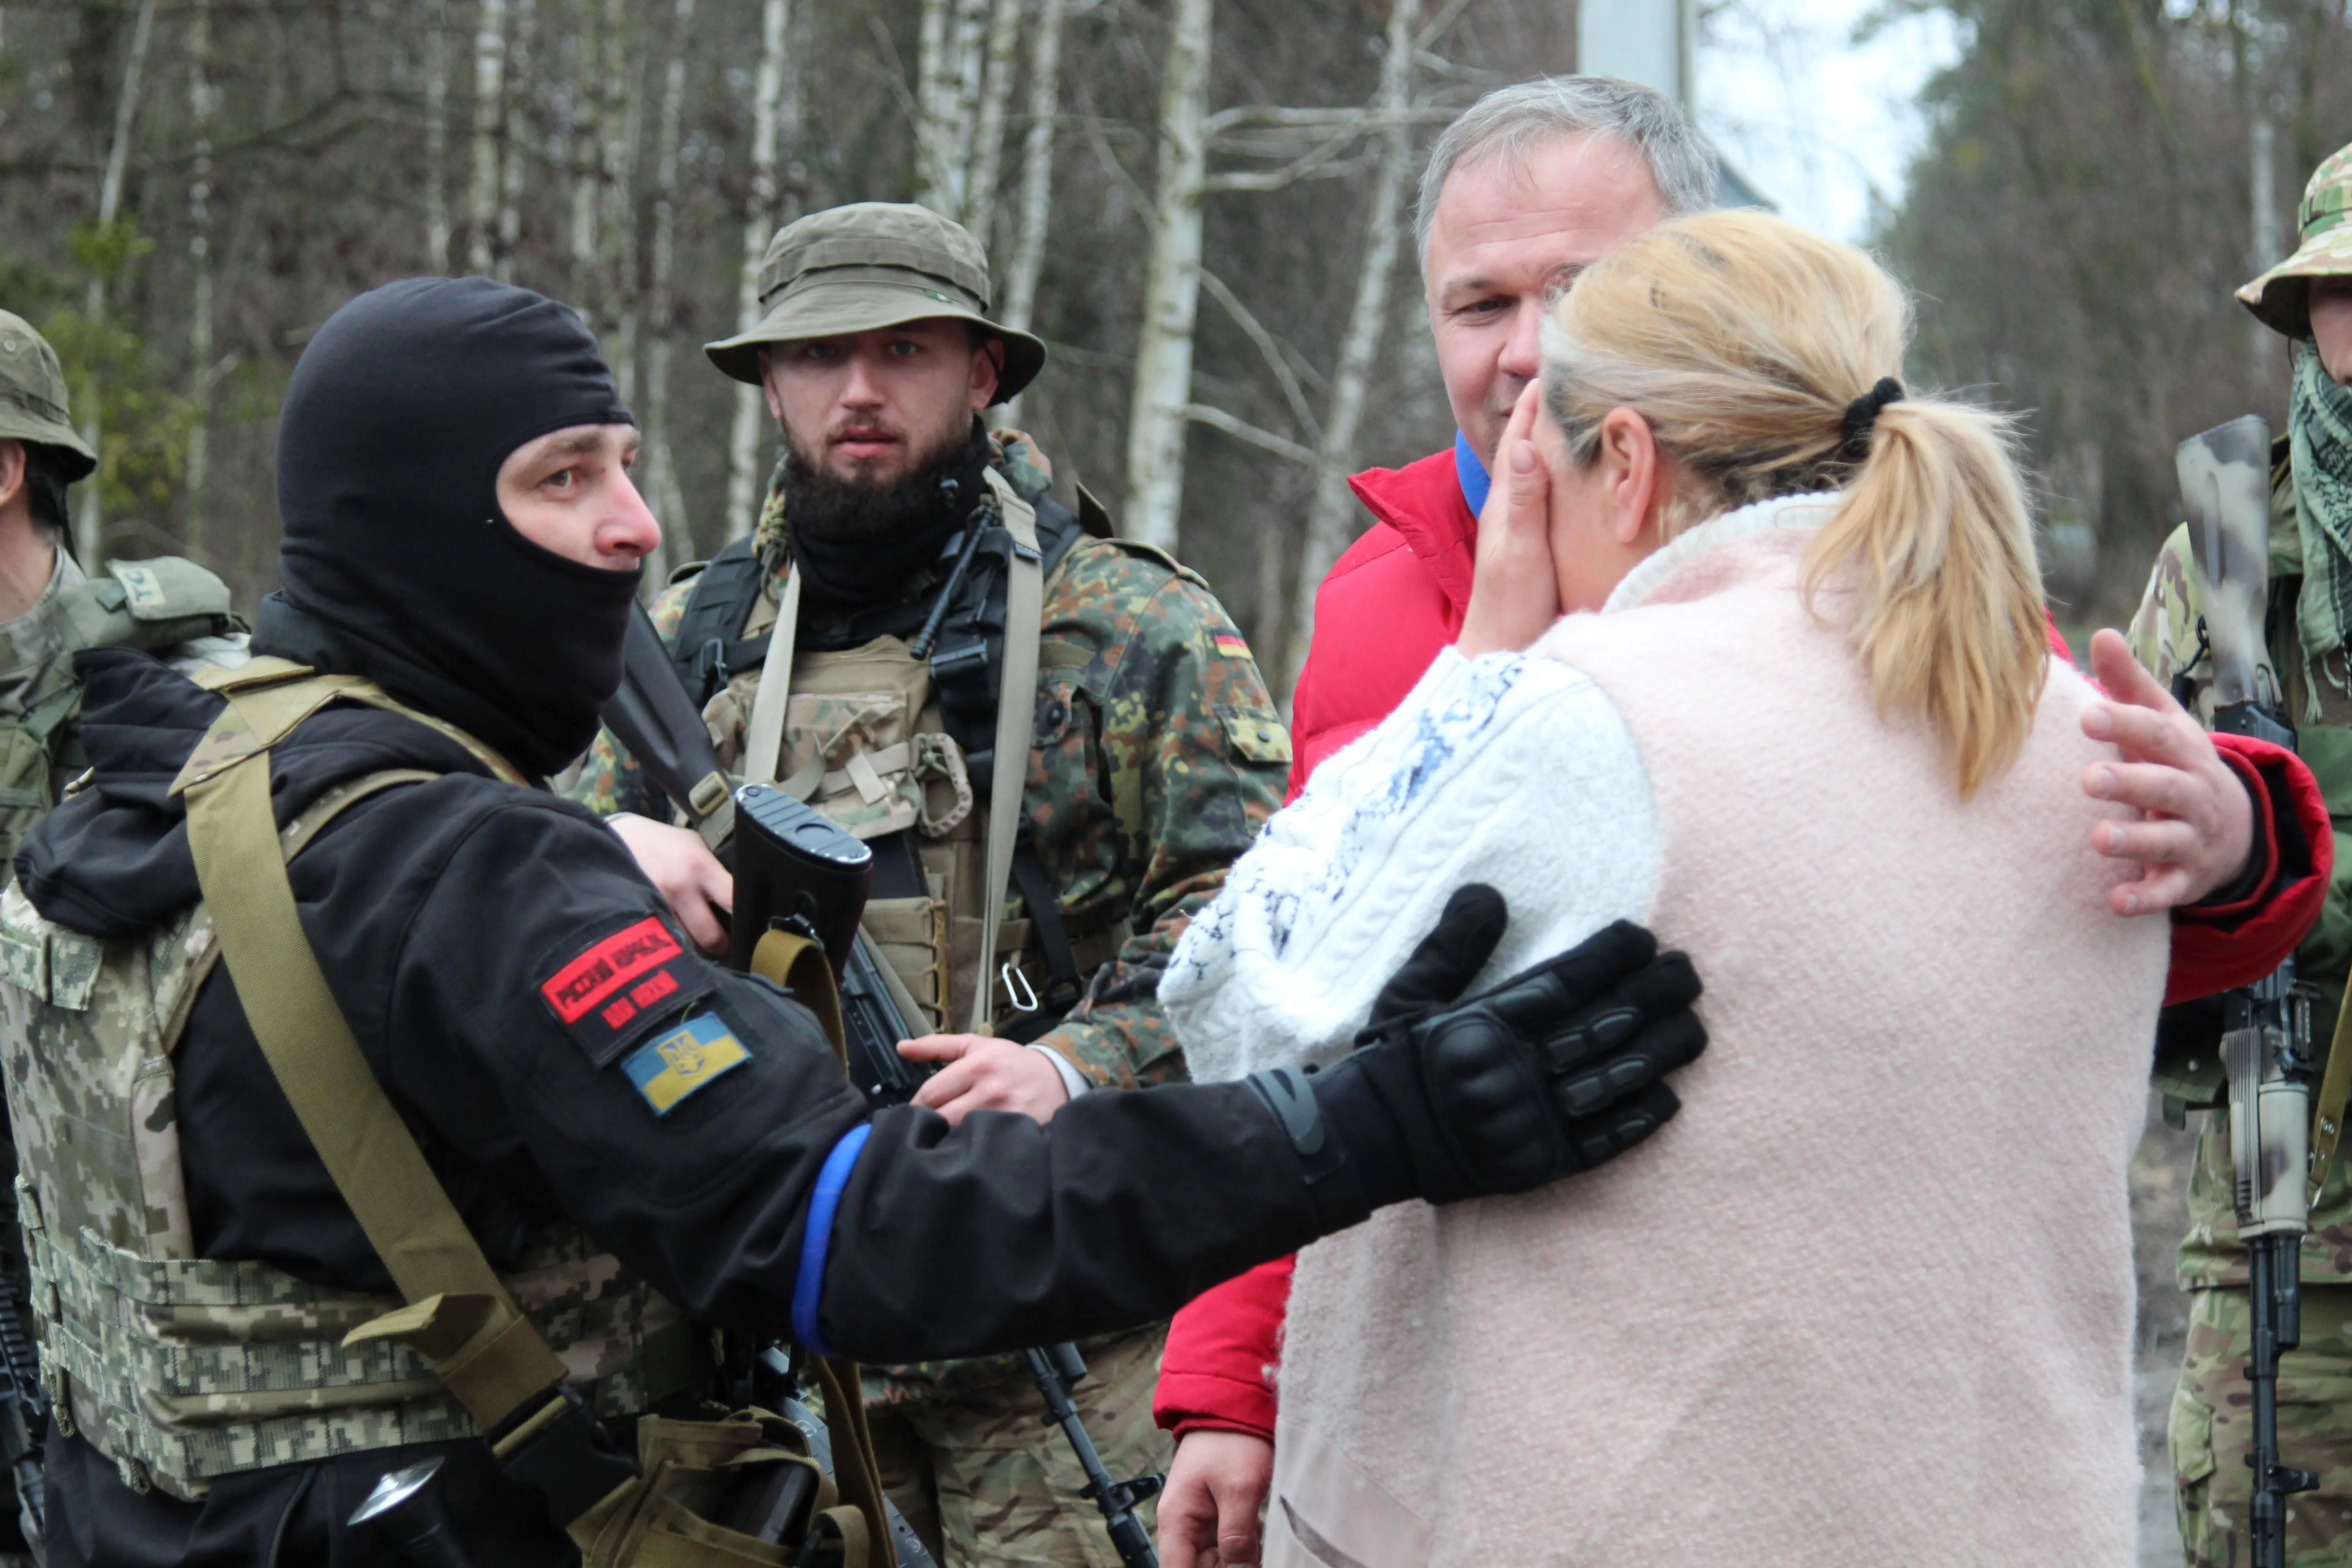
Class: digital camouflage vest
0,758,680,1501
0,552,243,872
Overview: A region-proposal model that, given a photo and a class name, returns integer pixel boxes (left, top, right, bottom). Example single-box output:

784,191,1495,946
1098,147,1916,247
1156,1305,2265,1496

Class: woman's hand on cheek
1458,383,1562,657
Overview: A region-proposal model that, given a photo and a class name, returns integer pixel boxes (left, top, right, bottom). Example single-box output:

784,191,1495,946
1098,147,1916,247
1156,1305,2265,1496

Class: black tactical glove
1247,885,1705,1220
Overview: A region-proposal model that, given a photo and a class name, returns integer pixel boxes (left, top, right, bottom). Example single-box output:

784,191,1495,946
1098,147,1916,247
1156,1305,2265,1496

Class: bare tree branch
1197,267,1321,443
1184,402,1314,465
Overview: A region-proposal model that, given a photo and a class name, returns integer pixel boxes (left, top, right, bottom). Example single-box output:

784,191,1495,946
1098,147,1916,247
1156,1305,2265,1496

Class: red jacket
1152,446,2335,1442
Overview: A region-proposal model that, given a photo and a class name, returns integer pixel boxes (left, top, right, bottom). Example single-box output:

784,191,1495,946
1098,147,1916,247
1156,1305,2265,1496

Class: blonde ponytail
1541,209,2047,798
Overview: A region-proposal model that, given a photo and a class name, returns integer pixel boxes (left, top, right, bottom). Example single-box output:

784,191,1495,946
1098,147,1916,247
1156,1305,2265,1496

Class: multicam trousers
2173,1285,2352,1565
869,1326,1171,1568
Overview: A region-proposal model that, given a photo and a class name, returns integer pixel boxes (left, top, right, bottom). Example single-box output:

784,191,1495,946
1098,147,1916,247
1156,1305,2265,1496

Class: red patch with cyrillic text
538,917,711,1065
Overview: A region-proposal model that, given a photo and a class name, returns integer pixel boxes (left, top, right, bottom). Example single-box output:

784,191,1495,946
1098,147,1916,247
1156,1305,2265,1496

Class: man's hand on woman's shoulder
2078,629,2257,917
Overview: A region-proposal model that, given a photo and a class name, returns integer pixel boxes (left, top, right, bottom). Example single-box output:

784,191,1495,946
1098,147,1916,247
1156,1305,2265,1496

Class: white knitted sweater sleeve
1162,646,1661,1084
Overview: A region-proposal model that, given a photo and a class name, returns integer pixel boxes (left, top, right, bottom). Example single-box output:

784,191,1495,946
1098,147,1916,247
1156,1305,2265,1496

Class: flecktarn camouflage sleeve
563,576,697,820
1027,552,1289,1088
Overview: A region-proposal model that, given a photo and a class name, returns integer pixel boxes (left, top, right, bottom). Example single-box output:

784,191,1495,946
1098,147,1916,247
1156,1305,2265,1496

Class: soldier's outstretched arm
809,888,1706,1362
389,800,1701,1362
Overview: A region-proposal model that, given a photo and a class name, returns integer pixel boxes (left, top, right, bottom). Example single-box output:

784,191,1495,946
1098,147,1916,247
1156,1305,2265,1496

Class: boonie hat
2240,142,2352,338
0,311,96,481
704,202,1046,404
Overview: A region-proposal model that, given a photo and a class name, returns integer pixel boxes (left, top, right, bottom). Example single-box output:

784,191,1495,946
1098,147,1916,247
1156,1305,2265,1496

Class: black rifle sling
999,833,1087,1044
670,535,768,707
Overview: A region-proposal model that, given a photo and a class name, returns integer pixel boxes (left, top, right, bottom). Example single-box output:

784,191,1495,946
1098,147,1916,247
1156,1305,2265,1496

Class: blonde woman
1160,209,2169,1566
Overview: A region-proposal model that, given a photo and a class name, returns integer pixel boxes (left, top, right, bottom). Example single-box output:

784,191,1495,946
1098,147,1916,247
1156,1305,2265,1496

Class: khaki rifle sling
172,660,566,1430
743,568,803,790
971,469,1043,1034
2312,990,2352,1205
748,928,898,1568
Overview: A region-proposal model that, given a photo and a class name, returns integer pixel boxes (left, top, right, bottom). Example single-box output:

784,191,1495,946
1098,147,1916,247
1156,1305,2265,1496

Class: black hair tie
1841,377,1904,459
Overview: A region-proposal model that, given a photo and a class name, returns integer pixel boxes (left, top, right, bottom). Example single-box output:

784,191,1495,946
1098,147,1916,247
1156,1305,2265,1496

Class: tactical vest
0,554,243,872
671,473,1123,1038
0,672,686,1502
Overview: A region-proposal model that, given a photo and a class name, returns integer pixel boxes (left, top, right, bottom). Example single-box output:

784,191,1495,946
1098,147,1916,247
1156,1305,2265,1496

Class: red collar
1345,448,1478,612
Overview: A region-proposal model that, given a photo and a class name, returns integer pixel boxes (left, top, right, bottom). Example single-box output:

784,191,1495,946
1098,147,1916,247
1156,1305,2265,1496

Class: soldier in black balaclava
1,277,1705,1567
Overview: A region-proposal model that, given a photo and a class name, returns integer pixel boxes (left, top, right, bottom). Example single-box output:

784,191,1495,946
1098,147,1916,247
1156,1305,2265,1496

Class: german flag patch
1213,633,1251,659
539,916,711,1064
623,1011,750,1116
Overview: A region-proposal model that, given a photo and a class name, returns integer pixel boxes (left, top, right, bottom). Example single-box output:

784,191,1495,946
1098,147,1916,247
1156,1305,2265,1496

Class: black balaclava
262,277,639,778
782,417,993,610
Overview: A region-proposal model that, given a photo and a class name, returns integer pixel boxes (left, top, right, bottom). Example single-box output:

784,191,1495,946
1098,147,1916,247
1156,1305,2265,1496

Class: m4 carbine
2179,415,2318,1568
601,603,1166,1568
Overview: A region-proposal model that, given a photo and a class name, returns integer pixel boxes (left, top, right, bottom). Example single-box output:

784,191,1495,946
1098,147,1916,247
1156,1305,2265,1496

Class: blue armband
790,1122,871,1358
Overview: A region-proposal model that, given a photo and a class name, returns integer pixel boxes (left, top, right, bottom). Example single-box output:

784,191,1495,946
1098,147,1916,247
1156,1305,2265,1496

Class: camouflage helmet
0,312,95,482
703,202,1045,404
2239,143,2352,339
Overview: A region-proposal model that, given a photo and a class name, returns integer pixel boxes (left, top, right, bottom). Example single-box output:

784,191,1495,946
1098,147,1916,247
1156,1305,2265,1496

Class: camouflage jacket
571,430,1291,1096
2129,450,2352,1289
0,551,247,874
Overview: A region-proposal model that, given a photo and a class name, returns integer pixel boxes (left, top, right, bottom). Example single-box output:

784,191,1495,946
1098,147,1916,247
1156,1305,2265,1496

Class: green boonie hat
0,312,96,482
704,202,1046,404
2240,143,2352,338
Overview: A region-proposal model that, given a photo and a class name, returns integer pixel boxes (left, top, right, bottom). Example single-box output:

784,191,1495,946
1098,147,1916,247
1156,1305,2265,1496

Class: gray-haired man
1152,73,2321,1566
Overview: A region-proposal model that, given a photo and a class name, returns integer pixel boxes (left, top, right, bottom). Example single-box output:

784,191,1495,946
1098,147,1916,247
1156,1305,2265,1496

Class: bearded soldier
2131,143,2352,1568
568,202,1286,1563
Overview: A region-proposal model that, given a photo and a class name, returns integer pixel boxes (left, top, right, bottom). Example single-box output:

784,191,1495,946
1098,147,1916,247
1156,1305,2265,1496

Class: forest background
0,0,2345,690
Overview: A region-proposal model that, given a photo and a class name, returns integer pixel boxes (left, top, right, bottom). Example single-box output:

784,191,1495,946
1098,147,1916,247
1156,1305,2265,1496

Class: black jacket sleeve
819,1083,1327,1362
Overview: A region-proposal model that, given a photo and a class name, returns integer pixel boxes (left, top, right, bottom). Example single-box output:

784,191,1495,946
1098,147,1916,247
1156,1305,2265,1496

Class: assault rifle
0,1258,45,1559
2180,414,2317,1568
1025,1345,1162,1568
599,603,1166,1568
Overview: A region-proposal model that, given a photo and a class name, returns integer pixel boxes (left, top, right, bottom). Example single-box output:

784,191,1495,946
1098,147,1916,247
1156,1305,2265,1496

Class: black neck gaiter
783,419,994,611
263,278,639,778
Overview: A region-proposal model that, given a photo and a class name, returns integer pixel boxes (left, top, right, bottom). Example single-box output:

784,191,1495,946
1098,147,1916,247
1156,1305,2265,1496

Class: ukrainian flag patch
622,1011,750,1116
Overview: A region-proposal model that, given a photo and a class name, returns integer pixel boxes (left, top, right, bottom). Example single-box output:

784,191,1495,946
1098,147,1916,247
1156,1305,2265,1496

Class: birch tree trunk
914,0,950,204
1121,0,1214,551
639,0,696,580
186,0,216,553
1282,0,1420,695
1000,0,1063,335
466,0,510,275
597,0,644,404
964,0,1025,248
916,0,989,218
568,0,602,297
724,0,794,539
425,0,453,270
75,0,158,567
495,0,539,281
913,0,954,215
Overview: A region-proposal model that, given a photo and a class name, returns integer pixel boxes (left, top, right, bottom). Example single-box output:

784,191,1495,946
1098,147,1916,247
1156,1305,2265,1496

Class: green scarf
2292,338,2352,693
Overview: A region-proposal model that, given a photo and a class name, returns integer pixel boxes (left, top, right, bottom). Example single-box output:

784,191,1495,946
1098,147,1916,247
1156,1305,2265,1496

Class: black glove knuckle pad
1390,920,1703,1201
1417,1010,1560,1194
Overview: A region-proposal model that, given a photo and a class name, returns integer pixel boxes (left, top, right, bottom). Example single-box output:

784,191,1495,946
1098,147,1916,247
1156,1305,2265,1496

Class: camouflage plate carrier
0,675,684,1503
668,464,1112,1040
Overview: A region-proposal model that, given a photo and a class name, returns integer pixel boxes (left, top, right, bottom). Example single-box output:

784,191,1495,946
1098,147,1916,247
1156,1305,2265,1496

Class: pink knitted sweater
1165,497,2170,1566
